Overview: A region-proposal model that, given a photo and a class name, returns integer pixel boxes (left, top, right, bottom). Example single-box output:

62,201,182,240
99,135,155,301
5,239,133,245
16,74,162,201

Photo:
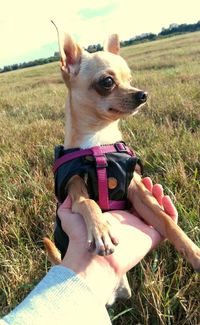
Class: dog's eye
92,76,115,96
99,77,115,89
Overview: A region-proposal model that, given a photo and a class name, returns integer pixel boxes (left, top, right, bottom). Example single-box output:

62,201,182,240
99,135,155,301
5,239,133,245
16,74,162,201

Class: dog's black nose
135,91,148,104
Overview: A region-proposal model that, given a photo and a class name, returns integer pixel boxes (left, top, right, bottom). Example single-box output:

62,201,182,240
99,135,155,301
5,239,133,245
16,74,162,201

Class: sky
0,0,200,68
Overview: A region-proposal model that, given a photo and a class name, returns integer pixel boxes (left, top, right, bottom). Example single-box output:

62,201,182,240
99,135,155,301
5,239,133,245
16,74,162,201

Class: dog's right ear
61,33,82,75
104,34,120,55
51,21,82,81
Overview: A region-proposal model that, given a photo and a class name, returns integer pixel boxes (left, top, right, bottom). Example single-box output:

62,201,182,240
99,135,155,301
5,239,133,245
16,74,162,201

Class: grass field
0,31,200,324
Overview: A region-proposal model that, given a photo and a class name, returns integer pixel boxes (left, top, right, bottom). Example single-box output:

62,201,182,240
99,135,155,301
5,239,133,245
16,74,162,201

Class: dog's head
55,26,147,121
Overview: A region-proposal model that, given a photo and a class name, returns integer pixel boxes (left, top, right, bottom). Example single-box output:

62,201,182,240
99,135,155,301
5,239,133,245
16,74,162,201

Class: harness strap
53,142,134,173
91,146,109,210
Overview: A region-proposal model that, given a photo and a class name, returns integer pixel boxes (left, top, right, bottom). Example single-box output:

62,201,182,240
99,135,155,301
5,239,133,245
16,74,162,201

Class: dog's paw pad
96,246,114,256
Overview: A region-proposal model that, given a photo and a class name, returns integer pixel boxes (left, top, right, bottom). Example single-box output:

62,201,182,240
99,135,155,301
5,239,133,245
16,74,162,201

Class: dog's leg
43,237,61,265
68,175,119,256
106,274,131,306
114,274,131,300
128,173,200,271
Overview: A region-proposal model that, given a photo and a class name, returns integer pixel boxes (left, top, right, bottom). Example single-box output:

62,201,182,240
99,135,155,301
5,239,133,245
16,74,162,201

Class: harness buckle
115,142,128,153
115,142,135,157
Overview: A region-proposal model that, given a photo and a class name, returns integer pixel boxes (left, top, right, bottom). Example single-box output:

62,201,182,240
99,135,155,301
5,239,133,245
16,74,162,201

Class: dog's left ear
104,34,120,55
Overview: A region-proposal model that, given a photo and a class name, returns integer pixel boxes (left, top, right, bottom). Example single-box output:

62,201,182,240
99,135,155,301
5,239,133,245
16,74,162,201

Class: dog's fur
44,25,200,299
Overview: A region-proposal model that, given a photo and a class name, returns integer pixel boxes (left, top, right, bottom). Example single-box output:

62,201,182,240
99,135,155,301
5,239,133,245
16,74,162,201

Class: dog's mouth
108,106,141,115
108,108,124,114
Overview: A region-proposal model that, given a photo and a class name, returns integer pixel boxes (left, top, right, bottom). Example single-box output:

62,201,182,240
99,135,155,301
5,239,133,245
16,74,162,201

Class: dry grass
0,31,200,323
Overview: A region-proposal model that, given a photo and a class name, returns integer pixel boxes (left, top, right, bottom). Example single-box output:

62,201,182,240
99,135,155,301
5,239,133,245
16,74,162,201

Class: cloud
78,3,118,20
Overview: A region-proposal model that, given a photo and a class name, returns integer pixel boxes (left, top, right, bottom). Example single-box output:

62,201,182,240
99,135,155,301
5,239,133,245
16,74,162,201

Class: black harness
53,142,142,258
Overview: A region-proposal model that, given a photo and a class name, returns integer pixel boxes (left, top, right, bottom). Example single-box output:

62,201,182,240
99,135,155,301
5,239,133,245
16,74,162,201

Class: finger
57,196,72,219
60,195,72,209
142,177,153,192
162,195,178,223
152,184,163,206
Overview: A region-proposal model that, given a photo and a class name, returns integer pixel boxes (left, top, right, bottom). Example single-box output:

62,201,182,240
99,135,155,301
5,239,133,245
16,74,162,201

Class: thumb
58,196,72,215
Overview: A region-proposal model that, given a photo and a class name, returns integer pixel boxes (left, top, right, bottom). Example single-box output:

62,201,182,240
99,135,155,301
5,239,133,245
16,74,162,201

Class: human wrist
61,243,119,304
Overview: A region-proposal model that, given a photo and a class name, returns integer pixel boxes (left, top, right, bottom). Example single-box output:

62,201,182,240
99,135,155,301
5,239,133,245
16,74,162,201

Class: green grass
0,32,200,324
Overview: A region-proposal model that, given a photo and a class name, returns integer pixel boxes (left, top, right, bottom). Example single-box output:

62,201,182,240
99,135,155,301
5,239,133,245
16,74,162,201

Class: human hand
57,177,177,303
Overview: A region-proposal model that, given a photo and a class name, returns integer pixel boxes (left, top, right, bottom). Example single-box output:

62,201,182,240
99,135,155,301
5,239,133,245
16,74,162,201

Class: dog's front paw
87,217,119,256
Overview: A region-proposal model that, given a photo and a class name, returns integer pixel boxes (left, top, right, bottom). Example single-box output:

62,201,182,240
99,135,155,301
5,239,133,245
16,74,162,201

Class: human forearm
2,266,111,325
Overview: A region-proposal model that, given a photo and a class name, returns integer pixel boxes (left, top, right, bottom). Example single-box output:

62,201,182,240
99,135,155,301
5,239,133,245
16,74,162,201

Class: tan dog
44,24,200,287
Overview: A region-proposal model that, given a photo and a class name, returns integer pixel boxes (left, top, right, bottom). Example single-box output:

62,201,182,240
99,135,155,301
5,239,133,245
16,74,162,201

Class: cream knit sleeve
2,265,111,325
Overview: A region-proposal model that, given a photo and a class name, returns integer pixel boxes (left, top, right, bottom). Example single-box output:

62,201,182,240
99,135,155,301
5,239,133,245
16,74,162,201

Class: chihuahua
44,24,200,301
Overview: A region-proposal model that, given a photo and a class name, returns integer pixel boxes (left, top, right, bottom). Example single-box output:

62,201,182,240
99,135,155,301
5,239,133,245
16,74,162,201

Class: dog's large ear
104,34,120,55
51,21,82,80
61,33,82,71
